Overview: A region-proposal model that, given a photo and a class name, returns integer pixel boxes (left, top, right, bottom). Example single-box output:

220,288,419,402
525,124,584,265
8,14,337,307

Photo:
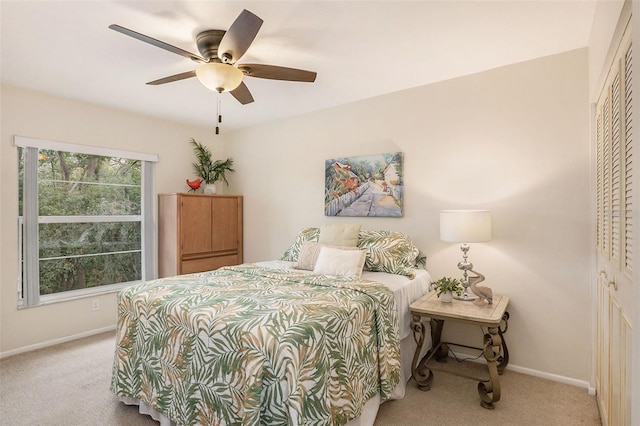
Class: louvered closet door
595,23,634,426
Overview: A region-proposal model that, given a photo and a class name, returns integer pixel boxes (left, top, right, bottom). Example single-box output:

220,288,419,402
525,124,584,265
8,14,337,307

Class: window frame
14,135,159,307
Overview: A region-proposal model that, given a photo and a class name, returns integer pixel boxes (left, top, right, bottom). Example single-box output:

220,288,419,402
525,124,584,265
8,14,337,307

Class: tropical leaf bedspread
111,264,401,426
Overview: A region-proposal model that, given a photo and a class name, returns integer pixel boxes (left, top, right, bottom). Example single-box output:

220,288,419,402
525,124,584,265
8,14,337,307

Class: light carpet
0,331,600,426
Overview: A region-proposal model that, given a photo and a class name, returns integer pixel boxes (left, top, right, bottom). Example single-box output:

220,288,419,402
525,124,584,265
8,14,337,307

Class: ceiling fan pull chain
215,94,221,135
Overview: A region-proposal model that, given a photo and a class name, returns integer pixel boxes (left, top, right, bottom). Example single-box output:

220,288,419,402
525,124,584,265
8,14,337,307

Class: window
15,136,158,306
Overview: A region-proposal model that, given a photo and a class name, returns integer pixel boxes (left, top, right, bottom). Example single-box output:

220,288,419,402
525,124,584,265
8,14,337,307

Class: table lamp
440,209,492,301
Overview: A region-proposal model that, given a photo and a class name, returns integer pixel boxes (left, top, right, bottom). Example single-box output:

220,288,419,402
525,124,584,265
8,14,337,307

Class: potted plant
431,276,463,303
190,138,235,194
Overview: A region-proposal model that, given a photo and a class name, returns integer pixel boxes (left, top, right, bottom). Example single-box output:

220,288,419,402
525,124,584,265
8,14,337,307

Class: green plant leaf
432,276,463,296
190,138,234,185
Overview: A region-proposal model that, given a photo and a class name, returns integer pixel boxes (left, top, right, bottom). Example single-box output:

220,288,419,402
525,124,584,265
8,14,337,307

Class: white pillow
294,241,362,271
313,246,366,279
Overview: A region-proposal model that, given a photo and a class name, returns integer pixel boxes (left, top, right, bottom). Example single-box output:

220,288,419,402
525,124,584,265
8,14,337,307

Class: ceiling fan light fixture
110,9,315,106
195,63,243,93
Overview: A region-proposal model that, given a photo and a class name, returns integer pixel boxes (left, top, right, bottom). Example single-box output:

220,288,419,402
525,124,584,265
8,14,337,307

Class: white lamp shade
195,63,244,93
440,210,491,243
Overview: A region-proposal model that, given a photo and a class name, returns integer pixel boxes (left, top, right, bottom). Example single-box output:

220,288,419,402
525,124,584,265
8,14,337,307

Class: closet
594,11,633,425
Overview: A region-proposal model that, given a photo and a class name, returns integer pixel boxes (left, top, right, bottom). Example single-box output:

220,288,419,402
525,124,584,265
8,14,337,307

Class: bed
111,227,432,425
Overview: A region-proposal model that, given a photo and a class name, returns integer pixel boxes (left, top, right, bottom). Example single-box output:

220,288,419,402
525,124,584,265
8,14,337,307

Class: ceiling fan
109,9,317,105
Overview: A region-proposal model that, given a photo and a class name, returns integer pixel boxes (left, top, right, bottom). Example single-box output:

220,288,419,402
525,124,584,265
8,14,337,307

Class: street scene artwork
324,152,404,217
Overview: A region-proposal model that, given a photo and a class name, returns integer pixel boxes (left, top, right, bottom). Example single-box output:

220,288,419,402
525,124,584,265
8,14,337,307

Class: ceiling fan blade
237,64,317,82
146,70,197,85
109,24,206,63
230,81,254,105
218,10,263,64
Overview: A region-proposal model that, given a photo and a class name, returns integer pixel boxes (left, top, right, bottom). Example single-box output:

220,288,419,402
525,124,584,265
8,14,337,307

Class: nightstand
410,291,510,409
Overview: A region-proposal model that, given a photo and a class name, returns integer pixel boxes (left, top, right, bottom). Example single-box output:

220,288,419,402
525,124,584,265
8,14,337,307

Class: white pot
203,183,217,194
439,291,453,303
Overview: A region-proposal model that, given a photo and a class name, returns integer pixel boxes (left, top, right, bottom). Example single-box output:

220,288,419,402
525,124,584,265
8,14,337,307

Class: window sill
18,280,141,309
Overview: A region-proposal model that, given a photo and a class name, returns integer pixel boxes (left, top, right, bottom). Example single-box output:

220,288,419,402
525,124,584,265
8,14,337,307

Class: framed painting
324,152,404,217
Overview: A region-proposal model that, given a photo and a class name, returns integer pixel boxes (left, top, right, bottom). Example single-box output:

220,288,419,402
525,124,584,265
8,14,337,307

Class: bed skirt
118,328,429,426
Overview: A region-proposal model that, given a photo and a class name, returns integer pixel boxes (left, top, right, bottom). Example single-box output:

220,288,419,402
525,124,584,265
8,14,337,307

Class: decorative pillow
294,241,362,271
317,224,361,247
312,246,366,279
280,227,320,261
357,230,424,277
415,250,427,270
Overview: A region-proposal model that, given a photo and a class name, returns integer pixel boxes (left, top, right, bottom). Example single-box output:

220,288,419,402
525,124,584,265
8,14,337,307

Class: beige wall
0,85,227,354
588,0,626,100
227,49,592,383
0,50,594,384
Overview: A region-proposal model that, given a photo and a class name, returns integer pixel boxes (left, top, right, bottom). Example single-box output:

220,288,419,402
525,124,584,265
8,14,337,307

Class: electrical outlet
91,299,100,311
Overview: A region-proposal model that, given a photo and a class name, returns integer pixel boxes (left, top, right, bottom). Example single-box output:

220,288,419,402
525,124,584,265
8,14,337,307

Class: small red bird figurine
186,178,201,192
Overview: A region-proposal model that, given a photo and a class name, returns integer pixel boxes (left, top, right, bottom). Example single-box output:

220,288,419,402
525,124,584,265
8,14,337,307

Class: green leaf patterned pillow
281,227,320,261
357,230,425,277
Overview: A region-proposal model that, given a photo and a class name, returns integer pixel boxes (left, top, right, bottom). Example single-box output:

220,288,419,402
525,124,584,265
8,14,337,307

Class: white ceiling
1,1,597,132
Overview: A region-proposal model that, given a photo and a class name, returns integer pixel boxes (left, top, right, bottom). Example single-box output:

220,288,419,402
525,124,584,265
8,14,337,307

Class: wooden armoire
158,193,243,278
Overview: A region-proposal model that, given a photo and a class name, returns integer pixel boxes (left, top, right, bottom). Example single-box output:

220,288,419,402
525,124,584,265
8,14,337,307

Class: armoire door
180,195,213,256
211,196,240,253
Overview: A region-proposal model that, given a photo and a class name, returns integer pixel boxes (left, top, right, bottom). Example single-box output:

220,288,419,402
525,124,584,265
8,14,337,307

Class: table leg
431,319,449,363
478,326,502,409
411,314,433,390
411,316,447,391
430,319,447,360
497,311,510,375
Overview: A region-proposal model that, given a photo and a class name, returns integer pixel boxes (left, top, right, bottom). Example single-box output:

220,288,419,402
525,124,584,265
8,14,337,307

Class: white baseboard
506,363,596,395
0,325,116,359
447,353,596,395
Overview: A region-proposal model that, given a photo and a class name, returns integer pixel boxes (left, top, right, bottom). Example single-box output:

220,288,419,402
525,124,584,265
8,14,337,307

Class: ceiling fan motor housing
196,30,225,61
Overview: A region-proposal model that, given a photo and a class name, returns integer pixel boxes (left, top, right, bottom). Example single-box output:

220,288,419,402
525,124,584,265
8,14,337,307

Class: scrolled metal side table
410,292,510,409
